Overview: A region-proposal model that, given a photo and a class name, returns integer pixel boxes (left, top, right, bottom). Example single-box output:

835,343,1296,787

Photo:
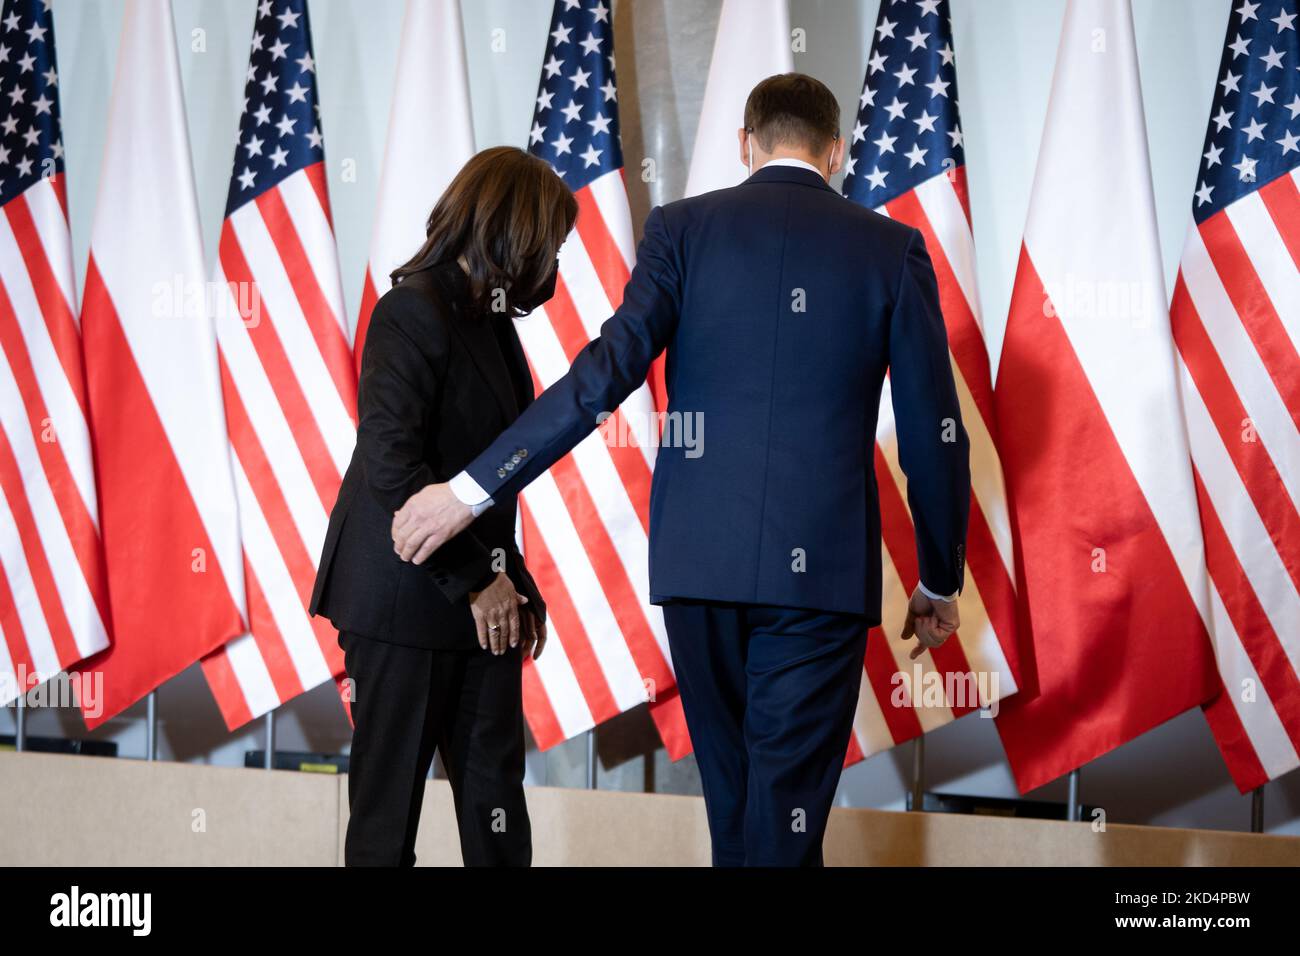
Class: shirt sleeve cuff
918,581,958,603
449,470,494,517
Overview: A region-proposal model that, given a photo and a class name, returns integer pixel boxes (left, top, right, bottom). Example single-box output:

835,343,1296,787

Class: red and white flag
75,0,245,728
840,0,1020,764
353,0,475,370
992,0,1219,792
684,0,793,198
1170,0,1300,790
199,0,357,729
0,0,109,705
515,0,686,757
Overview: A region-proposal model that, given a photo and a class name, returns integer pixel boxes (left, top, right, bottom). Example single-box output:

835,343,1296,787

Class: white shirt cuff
448,471,494,517
918,581,958,603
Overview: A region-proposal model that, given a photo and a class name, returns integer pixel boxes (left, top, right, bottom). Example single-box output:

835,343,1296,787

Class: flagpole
145,690,157,761
585,728,597,790
1250,786,1264,833
14,691,26,751
910,736,925,811
1067,767,1082,822
263,709,276,771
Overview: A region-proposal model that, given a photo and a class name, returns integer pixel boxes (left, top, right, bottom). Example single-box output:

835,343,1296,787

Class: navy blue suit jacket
465,164,970,622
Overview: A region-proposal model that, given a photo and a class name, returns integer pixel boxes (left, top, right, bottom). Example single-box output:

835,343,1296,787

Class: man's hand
520,609,548,661
901,586,960,660
469,572,529,655
391,483,474,564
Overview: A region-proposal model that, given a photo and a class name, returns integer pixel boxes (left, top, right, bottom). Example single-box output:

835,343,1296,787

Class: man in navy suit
392,74,970,866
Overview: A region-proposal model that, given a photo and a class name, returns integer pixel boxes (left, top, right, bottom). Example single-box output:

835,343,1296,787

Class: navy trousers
661,600,869,866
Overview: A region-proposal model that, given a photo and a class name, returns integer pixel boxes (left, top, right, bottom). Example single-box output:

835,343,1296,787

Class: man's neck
758,154,828,180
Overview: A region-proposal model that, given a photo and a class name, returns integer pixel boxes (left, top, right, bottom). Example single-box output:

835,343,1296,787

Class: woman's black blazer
309,262,546,650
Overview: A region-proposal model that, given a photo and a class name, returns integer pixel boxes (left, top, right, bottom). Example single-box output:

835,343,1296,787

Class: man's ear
737,127,749,168
828,136,846,176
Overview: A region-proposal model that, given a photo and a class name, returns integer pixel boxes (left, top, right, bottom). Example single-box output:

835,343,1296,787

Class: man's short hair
743,73,841,155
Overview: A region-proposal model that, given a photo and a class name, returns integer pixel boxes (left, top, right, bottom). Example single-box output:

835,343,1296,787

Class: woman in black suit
310,147,576,867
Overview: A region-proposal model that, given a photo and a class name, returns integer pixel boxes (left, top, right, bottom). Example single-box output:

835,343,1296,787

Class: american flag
1171,0,1300,790
841,0,1019,763
0,0,108,705
516,0,685,755
200,0,356,729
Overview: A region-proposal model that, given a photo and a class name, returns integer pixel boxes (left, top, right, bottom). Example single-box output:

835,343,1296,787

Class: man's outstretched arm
393,204,682,564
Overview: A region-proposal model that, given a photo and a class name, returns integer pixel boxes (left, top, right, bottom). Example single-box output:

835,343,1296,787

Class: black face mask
515,259,559,315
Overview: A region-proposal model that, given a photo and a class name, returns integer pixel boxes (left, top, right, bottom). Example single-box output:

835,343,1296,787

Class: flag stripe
887,185,992,432
5,192,85,421
230,196,353,467
1224,190,1300,358
0,278,105,631
523,471,647,713
219,222,341,516
0,548,32,704
573,187,630,315
1179,350,1300,684
354,269,379,373
266,171,356,412
519,499,614,744
1177,227,1300,500
874,444,976,716
530,280,654,529
1199,211,1300,432
219,354,334,656
0,420,76,668
199,637,255,731
1194,468,1300,751
550,454,673,688
1171,278,1300,595
1256,172,1300,270
588,170,636,271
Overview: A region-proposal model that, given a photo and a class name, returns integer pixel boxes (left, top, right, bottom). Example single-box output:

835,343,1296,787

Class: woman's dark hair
392,146,578,317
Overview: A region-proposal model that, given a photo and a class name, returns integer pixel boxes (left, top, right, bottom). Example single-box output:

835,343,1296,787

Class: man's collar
743,161,837,193
761,157,825,177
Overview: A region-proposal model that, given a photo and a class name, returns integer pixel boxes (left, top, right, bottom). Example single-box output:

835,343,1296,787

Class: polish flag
991,0,1219,792
352,0,475,369
74,0,245,728
684,0,793,198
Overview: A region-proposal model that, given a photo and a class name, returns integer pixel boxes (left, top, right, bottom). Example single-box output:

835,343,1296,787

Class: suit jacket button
504,461,515,471
497,468,507,478
510,455,521,465
518,448,528,458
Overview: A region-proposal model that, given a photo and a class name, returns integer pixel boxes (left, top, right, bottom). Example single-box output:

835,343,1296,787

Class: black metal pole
910,735,925,811
1067,767,1082,821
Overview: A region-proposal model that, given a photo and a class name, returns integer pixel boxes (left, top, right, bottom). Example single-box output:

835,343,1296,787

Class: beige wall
3,752,1296,866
